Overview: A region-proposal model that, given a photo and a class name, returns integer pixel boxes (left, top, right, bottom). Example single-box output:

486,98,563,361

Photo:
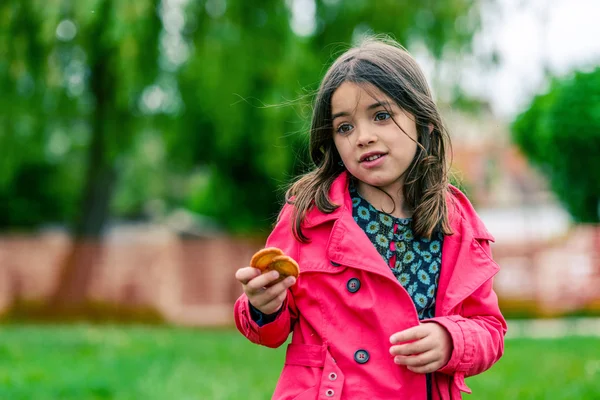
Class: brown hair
286,36,453,242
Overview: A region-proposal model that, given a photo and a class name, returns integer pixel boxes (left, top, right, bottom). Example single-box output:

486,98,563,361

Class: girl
234,37,506,400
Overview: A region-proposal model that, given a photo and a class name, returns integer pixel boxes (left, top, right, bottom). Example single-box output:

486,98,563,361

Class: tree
172,0,305,235
1,0,163,312
178,0,494,235
512,68,600,289
0,1,75,229
2,0,495,237
512,68,600,223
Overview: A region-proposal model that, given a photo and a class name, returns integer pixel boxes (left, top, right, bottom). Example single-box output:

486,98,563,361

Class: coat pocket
277,343,345,400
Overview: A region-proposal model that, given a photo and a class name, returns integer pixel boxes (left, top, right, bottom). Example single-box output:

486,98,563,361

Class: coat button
354,349,370,364
325,389,335,397
328,372,337,381
346,278,361,293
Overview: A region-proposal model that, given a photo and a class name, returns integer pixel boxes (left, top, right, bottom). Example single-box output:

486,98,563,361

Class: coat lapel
327,213,398,282
308,172,400,283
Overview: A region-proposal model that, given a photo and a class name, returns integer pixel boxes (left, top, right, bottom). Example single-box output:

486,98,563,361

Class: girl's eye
336,123,353,134
375,111,391,121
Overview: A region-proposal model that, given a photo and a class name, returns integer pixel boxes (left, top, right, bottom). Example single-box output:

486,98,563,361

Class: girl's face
331,81,418,196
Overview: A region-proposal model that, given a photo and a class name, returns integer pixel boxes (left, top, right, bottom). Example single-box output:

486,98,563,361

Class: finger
407,361,442,374
250,276,296,307
390,325,428,344
235,267,262,285
268,275,297,292
393,350,437,367
245,270,282,294
254,290,290,315
389,338,432,356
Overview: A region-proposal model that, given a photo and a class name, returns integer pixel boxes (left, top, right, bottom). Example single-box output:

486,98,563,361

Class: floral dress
350,185,444,320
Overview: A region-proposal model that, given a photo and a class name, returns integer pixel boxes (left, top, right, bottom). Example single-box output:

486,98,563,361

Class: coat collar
302,172,351,229
302,171,494,238
306,171,500,315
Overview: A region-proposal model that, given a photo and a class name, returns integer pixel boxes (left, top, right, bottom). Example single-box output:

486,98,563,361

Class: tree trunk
48,0,116,314
48,164,116,311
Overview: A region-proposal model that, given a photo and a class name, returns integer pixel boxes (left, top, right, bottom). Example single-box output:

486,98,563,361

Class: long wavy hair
286,37,453,242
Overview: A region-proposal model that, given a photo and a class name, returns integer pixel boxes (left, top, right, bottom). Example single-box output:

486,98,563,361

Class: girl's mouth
363,154,383,162
359,151,387,163
360,153,387,168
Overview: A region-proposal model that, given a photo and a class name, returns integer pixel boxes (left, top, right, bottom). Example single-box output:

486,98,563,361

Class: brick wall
0,224,598,326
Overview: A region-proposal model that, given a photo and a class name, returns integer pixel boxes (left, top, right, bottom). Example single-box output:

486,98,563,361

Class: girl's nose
356,126,377,147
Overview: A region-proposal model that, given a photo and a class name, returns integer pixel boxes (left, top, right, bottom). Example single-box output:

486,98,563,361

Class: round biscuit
263,255,299,287
250,247,284,270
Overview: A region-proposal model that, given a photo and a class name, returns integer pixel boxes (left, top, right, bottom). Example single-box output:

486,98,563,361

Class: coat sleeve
425,239,507,381
233,203,301,348
234,291,299,348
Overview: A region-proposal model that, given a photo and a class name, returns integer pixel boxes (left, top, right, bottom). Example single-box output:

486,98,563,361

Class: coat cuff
237,296,290,347
423,316,473,394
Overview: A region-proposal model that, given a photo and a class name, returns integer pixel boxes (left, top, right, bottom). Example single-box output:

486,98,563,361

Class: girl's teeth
366,155,381,161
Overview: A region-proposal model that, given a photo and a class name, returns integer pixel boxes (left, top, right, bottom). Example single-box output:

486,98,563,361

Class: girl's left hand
389,323,452,374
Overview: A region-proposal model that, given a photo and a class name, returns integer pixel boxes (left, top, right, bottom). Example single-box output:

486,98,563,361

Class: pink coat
235,172,506,399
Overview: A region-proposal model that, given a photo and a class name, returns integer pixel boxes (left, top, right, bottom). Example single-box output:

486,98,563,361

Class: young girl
234,37,506,400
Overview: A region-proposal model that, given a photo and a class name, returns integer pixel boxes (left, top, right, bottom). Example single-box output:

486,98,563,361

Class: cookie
250,247,299,287
250,247,284,270
262,255,299,287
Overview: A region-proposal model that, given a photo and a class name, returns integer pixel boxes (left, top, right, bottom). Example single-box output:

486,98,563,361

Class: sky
462,0,600,119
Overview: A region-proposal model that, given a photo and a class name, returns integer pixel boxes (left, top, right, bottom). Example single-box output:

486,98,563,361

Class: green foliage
0,326,598,399
173,0,304,233
0,0,162,233
512,68,600,223
0,162,74,228
1,0,493,234
311,0,481,58
176,0,490,234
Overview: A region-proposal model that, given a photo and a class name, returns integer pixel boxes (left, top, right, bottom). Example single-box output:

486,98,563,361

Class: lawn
0,325,598,399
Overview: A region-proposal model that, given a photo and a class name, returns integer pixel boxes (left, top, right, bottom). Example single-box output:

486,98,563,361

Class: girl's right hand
235,267,296,315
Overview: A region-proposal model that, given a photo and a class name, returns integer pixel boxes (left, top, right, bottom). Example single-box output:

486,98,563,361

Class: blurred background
0,0,599,399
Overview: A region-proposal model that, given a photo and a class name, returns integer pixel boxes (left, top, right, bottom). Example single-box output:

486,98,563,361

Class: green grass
0,325,598,399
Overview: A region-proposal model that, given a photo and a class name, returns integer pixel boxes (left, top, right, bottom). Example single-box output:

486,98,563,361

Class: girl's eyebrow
366,100,393,110
331,101,393,120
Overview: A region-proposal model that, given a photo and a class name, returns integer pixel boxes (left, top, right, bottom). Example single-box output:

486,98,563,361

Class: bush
512,68,600,223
